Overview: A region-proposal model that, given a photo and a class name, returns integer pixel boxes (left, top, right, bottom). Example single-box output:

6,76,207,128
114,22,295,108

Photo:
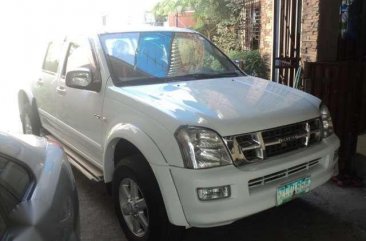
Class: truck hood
118,76,321,136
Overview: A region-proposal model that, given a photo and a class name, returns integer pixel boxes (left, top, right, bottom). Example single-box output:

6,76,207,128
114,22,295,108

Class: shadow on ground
184,200,365,241
74,168,366,241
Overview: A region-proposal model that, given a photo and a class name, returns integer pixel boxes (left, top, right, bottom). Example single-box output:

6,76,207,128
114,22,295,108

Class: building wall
168,11,196,28
258,0,341,72
258,0,321,76
301,0,341,62
259,0,273,58
300,0,321,62
259,0,274,77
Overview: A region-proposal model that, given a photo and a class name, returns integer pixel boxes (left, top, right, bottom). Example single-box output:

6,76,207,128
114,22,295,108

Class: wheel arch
103,123,189,227
103,123,168,183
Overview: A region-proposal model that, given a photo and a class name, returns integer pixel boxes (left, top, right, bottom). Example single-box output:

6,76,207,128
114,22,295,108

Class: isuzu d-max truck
18,26,340,241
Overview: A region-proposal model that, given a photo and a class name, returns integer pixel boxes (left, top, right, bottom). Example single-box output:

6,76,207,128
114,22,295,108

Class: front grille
248,159,320,188
265,138,304,157
224,118,322,165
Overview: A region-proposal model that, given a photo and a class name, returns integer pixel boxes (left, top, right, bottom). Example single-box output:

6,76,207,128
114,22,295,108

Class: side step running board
46,135,103,182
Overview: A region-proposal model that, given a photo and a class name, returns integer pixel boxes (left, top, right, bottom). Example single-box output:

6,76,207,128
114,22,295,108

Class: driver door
55,37,104,164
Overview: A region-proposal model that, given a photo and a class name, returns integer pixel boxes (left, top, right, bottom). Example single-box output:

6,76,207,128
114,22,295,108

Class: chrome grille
248,159,320,188
224,119,322,166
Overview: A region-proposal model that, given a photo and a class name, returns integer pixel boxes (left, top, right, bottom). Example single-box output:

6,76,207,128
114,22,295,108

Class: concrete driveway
76,167,366,241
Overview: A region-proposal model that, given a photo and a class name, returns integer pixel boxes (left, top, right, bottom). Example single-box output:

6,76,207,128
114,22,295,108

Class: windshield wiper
116,72,242,86
169,72,241,81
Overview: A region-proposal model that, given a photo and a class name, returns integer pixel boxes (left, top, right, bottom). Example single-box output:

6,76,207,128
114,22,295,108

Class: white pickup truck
18,26,340,241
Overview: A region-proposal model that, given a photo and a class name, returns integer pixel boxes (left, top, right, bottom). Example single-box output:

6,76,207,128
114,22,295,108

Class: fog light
197,185,231,201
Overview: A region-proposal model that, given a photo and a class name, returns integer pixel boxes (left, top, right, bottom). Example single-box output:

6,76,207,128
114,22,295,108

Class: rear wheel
113,155,183,241
21,104,41,136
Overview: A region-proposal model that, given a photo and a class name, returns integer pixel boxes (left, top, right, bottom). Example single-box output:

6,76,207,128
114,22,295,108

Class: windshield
100,31,243,85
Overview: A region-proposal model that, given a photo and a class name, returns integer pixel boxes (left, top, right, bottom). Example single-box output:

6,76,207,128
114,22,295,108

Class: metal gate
272,0,302,86
303,61,366,173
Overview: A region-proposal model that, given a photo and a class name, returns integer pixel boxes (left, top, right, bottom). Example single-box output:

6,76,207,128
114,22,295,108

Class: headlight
320,103,334,138
175,126,232,169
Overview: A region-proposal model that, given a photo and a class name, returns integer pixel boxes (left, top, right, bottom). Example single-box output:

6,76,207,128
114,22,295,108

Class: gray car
0,132,79,241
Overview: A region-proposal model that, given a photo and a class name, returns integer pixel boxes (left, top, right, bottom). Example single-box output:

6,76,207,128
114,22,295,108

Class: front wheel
113,156,183,241
119,177,150,238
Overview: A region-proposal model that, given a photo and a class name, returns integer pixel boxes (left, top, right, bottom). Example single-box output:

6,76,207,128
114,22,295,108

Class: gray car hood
0,132,78,241
0,132,48,180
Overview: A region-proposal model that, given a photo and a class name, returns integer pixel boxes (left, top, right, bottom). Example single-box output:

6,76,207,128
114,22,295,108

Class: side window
63,39,98,79
42,41,63,74
0,156,31,214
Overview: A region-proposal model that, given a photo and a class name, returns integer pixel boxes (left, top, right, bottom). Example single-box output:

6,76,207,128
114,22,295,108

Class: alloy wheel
119,178,149,237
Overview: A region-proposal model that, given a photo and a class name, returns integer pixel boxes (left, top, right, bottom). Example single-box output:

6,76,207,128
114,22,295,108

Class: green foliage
153,0,270,78
203,54,225,72
226,50,247,60
153,0,180,16
153,0,234,40
190,0,232,39
213,24,241,51
227,50,269,79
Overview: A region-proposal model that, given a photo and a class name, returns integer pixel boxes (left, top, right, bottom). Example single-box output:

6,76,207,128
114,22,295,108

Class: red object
168,11,196,28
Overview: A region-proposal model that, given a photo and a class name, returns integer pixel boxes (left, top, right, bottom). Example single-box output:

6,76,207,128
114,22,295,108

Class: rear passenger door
55,37,104,164
32,40,64,132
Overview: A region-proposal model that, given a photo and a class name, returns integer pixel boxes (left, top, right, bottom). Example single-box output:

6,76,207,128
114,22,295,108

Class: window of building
241,0,261,50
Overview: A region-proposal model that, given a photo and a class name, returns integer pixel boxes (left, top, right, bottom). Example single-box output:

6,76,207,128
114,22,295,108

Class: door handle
56,86,66,95
36,78,44,86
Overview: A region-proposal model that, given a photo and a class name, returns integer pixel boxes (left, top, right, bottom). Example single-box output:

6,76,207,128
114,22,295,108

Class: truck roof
97,25,197,35
47,26,198,42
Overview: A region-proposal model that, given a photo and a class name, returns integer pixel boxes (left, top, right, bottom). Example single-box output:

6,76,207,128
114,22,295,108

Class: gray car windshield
100,32,243,85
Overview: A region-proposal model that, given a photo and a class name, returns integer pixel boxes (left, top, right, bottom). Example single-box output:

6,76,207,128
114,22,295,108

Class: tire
112,155,184,241
21,103,41,136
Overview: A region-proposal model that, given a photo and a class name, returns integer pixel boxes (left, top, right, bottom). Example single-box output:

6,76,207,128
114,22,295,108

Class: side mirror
233,60,245,70
66,68,93,89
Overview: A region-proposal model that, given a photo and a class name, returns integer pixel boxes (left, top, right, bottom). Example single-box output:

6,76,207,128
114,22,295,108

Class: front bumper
171,134,340,228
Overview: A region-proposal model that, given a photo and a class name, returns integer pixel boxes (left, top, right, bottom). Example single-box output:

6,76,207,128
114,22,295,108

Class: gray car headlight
175,126,232,169
320,103,334,138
